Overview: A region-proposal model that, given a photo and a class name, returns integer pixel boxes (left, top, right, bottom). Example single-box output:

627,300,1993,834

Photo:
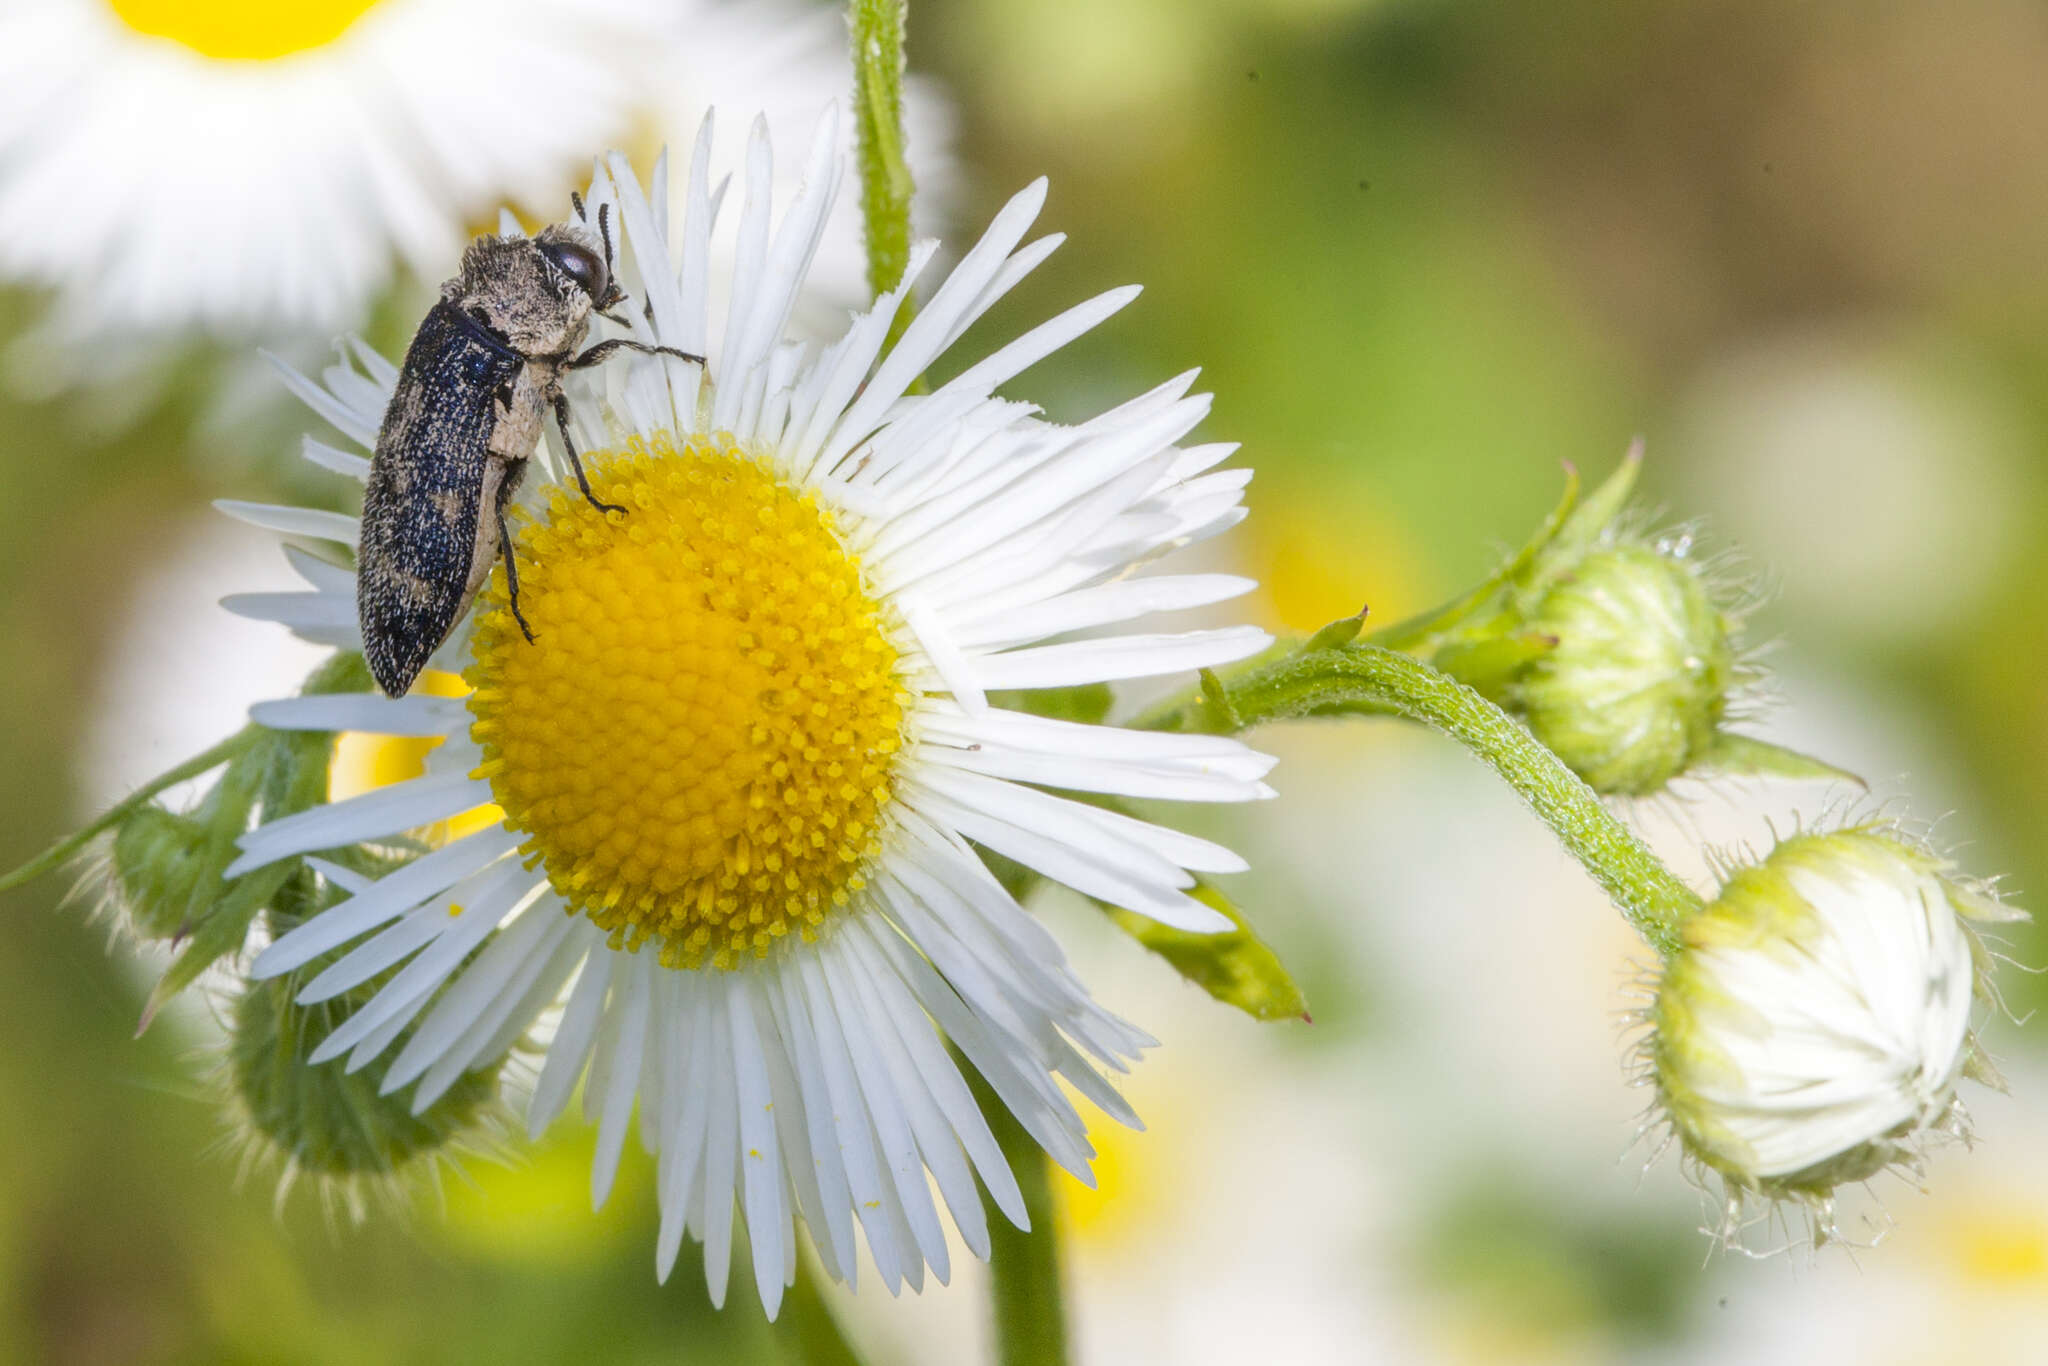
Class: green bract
111,803,223,940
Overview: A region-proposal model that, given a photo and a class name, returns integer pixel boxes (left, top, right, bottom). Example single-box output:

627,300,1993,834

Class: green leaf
1693,733,1866,788
1102,878,1307,1022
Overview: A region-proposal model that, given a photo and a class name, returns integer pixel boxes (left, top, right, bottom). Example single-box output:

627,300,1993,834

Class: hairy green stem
849,0,917,349
974,1069,1070,1366
0,726,259,893
1144,645,1700,955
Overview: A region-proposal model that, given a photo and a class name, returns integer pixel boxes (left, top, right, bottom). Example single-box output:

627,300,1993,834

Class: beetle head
537,230,611,308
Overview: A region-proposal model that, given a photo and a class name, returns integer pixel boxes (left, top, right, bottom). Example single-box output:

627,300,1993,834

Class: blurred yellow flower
1943,1203,2048,1287
107,0,382,60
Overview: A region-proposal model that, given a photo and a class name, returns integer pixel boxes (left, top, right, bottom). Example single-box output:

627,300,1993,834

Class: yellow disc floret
108,0,384,61
467,434,906,971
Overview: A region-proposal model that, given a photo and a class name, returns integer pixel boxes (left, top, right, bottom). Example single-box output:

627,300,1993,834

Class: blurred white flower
1647,825,2022,1243
1671,324,2030,645
0,0,953,397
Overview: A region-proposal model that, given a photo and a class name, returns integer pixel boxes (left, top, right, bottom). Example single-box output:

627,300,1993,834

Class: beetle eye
541,239,608,302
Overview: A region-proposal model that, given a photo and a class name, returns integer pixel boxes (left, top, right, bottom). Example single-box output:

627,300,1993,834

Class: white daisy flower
218,109,1274,1313
0,0,952,378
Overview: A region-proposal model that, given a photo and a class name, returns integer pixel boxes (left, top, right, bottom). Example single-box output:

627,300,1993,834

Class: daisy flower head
0,0,953,391
222,108,1274,1312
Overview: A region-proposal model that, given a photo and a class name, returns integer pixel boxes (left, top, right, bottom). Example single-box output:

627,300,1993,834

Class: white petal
528,939,613,1139
800,949,950,1284
213,500,358,545
282,544,355,595
971,627,1273,690
948,573,1256,650
264,351,378,448
904,778,1233,934
591,951,654,1210
250,692,463,737
304,864,531,1061
220,590,358,646
728,984,790,1317
253,827,520,977
302,436,371,481
224,774,494,878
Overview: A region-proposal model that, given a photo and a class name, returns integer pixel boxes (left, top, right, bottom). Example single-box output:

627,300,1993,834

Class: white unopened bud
1647,826,2020,1233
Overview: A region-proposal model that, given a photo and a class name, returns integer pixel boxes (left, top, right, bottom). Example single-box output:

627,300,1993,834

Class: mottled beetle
357,200,702,697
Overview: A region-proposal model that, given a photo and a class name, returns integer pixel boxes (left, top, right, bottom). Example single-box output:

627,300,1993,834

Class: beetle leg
552,393,627,516
496,485,537,645
567,338,706,371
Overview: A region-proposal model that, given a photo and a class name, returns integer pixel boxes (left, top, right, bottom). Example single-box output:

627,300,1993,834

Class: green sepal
1197,667,1243,731
1430,629,1560,701
1305,608,1367,653
1101,878,1306,1022
1368,461,1583,652
1534,439,1642,589
1692,733,1865,788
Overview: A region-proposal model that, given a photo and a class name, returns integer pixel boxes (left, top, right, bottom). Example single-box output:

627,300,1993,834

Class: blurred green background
8,0,2048,1362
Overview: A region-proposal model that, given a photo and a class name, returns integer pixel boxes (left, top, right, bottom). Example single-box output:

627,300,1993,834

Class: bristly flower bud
225,947,504,1218
1645,825,2023,1244
110,803,221,940
1420,445,1850,796
1516,541,1735,795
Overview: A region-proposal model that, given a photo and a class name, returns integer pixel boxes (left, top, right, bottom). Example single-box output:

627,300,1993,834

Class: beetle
357,200,702,697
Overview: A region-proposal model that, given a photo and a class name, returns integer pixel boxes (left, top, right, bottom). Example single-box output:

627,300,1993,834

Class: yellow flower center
107,0,382,61
467,434,907,971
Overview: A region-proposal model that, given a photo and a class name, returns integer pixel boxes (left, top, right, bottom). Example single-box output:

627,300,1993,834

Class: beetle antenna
570,189,587,222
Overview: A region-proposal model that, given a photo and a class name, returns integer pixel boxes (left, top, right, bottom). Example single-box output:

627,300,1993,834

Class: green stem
849,0,918,352
0,726,259,893
976,1070,1070,1366
1144,645,1700,956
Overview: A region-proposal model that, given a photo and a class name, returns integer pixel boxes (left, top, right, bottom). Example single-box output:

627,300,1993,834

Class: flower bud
226,966,502,1209
109,801,248,941
1648,827,2020,1225
1421,450,1851,796
1516,542,1735,795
